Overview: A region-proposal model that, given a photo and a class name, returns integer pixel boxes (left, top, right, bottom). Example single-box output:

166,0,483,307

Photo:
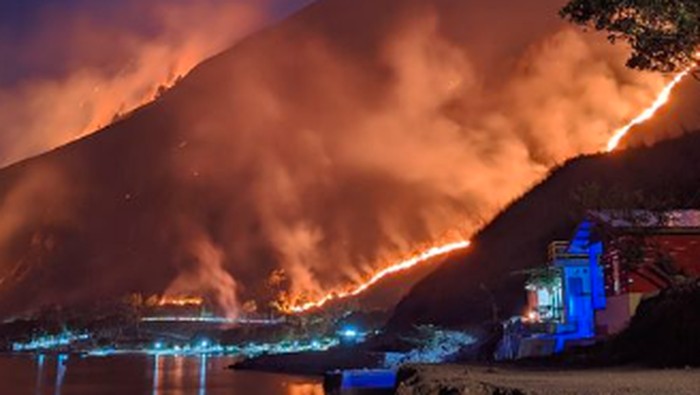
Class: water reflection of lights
174,356,185,390
152,355,161,395
287,383,324,395
29,354,322,394
35,354,45,395
199,354,207,395
150,355,210,395
55,354,68,395
34,354,62,395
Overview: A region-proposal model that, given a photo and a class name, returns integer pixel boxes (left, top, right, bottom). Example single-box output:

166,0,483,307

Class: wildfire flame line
157,295,204,307
606,68,691,152
282,240,471,314
282,65,692,316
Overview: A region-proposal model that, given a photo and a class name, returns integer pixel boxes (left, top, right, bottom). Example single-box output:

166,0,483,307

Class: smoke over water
0,0,681,317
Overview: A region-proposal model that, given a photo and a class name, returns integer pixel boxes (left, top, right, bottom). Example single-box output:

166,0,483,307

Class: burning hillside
157,296,204,307
280,62,692,315
607,69,692,152
0,0,312,166
0,0,698,320
279,240,471,314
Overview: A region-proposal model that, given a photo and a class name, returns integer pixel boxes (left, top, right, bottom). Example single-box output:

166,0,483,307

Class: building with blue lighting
503,210,700,359
521,220,606,354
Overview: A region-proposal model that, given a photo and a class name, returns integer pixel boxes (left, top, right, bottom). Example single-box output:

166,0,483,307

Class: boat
323,369,396,395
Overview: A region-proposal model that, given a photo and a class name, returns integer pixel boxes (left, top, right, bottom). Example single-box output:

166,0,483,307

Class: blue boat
323,369,396,395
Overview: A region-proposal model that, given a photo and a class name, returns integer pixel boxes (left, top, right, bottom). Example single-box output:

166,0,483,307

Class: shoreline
231,348,387,376
396,363,700,395
233,348,700,394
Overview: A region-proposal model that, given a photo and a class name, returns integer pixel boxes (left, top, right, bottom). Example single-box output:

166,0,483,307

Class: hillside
388,130,700,330
0,0,695,320
0,0,556,317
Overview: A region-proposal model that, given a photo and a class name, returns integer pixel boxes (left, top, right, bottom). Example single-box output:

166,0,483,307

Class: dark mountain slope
0,0,572,317
389,131,700,330
0,0,691,321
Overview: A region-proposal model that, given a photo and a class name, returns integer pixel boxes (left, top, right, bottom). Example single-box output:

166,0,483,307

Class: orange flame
606,69,691,152
157,295,204,307
281,240,471,314
282,64,693,316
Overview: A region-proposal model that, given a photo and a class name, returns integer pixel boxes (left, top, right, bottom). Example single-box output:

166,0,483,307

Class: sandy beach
396,364,700,395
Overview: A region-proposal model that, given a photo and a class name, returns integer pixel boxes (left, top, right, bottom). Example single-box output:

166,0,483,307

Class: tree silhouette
561,0,700,71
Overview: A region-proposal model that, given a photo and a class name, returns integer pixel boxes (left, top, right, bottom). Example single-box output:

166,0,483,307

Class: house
502,210,700,359
518,220,606,355
593,210,700,334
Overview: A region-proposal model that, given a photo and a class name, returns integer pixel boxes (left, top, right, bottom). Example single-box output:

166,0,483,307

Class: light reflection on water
0,353,324,395
35,354,45,395
199,355,207,395
153,354,161,395
54,354,68,395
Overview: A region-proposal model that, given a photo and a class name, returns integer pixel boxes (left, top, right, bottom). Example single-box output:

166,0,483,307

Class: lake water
0,354,324,395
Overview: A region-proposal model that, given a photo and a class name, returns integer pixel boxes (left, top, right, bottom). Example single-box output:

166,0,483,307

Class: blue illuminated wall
549,221,607,351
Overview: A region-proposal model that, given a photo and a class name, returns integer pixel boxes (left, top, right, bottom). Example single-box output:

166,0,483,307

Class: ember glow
157,295,204,307
281,240,471,314
606,68,692,152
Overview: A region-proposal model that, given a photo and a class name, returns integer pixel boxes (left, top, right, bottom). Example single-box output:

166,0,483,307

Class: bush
612,280,700,367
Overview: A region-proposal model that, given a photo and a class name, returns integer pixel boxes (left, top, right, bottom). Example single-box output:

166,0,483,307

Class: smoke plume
165,226,239,318
0,0,686,317
0,165,76,304
0,0,312,166
162,0,672,311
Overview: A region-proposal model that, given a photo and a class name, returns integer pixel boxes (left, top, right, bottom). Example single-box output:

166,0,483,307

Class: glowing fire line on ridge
157,295,204,307
606,68,691,152
283,65,692,315
281,240,471,314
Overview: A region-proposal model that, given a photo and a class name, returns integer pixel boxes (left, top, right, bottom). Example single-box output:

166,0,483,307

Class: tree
561,0,700,71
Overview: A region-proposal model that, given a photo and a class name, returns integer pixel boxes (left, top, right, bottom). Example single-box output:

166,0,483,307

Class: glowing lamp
526,311,538,322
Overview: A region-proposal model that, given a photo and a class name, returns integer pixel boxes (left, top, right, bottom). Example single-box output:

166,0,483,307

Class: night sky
0,0,312,87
